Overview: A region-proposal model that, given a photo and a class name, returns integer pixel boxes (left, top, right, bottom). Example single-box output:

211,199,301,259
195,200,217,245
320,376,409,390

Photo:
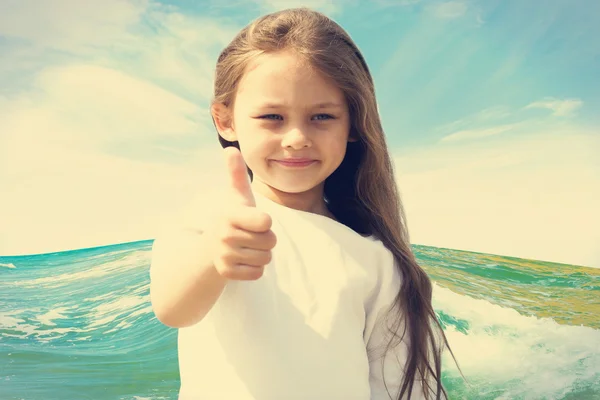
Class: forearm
150,230,228,328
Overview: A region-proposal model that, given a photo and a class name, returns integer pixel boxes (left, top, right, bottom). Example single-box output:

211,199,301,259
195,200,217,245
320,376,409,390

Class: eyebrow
257,102,344,109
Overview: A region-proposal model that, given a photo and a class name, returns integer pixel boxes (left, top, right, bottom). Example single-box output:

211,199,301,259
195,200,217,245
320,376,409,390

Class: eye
258,114,283,121
312,114,335,121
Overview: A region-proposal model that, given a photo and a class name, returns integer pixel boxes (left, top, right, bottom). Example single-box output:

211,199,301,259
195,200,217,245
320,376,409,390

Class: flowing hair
210,7,465,399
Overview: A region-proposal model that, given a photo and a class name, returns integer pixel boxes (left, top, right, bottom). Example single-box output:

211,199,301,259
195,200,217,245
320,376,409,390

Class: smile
272,159,317,168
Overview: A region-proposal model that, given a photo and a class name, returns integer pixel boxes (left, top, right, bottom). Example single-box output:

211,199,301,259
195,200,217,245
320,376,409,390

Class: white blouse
151,189,426,399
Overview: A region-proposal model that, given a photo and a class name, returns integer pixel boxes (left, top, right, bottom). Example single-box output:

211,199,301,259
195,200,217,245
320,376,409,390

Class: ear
211,103,237,142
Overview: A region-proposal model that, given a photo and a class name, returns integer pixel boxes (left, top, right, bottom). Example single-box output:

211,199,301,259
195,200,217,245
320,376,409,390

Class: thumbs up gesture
210,147,277,281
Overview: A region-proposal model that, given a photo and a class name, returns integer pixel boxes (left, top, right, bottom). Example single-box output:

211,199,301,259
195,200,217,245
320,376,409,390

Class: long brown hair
211,7,464,399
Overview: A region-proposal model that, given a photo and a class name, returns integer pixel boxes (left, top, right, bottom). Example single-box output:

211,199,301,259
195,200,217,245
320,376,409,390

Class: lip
272,158,317,167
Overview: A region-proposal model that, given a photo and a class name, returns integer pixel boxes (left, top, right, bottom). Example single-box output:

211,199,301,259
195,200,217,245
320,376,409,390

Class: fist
210,147,277,280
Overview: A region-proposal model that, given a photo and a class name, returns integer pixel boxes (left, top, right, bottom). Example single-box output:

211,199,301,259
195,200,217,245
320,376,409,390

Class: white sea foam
0,308,94,340
104,319,133,334
0,311,25,328
35,306,71,326
9,250,150,288
86,247,142,261
88,294,149,328
433,283,600,398
128,304,153,319
84,292,116,303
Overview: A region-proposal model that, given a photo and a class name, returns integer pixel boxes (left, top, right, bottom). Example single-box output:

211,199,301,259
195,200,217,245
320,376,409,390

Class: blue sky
0,0,598,267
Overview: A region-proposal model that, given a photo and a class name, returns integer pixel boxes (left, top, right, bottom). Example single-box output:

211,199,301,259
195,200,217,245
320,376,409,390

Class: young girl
150,7,461,400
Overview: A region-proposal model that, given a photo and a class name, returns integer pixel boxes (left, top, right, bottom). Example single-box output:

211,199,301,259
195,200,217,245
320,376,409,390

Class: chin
260,178,325,195
272,184,320,195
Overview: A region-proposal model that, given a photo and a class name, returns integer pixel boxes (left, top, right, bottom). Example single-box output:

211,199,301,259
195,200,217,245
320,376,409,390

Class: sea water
1,241,598,399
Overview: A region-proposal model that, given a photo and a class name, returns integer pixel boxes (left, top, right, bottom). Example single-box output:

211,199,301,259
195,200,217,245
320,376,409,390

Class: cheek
231,116,253,148
324,128,351,153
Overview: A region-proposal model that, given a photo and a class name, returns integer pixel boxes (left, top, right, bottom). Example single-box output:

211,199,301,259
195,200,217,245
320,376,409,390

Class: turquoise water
1,240,599,399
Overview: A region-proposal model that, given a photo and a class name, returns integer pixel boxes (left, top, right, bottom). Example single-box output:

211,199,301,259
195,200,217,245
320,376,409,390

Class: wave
434,283,600,399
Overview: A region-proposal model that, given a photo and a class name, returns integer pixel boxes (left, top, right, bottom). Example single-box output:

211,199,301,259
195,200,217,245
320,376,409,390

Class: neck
252,181,335,220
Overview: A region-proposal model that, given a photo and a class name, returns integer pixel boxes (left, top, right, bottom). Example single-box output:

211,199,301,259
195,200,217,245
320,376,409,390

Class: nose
280,126,312,149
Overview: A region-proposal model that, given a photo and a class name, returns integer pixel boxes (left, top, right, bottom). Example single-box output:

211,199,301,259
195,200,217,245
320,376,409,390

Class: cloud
428,1,468,19
475,13,486,27
0,141,229,256
1,0,598,274
35,64,202,140
0,0,241,255
373,0,422,6
404,97,598,267
439,123,519,143
395,128,600,268
0,0,240,102
0,0,147,52
437,98,585,143
251,0,342,15
436,106,513,135
127,8,239,100
0,59,229,255
524,97,584,117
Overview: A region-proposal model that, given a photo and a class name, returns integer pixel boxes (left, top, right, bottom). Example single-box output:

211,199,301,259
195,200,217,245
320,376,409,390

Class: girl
150,7,462,400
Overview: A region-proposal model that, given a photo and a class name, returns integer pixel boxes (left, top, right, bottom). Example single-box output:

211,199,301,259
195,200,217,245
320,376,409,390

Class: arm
149,190,228,328
150,227,228,328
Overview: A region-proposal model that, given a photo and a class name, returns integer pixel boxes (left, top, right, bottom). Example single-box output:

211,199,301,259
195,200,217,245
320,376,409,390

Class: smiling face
212,50,354,211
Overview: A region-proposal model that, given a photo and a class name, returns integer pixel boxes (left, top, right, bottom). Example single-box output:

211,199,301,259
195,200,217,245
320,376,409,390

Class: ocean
1,240,598,400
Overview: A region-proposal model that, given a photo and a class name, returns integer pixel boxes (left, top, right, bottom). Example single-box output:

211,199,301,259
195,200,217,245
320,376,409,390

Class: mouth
272,158,317,168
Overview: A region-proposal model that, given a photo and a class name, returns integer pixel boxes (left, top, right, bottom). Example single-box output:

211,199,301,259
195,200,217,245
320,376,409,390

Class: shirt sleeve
363,246,430,400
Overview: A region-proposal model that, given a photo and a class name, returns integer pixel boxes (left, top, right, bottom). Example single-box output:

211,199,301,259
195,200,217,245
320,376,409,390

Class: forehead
235,50,345,108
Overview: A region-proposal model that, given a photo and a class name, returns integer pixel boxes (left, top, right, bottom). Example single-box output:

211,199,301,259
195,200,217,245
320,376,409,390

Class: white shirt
152,190,423,400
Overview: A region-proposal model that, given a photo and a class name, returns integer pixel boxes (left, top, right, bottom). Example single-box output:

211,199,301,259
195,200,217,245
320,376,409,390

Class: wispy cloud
439,123,520,143
373,0,422,6
428,1,468,19
1,0,598,271
437,98,584,143
251,0,342,14
0,66,227,254
0,0,146,52
31,64,202,140
0,0,239,102
475,13,486,27
415,95,597,266
0,0,238,255
0,139,228,255
524,97,584,117
396,128,600,268
436,106,513,135
372,0,467,17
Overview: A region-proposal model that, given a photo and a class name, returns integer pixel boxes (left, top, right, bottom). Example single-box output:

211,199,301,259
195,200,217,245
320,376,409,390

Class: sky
0,0,598,268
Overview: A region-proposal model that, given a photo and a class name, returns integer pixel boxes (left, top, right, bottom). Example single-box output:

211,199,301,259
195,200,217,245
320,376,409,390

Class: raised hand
210,147,277,280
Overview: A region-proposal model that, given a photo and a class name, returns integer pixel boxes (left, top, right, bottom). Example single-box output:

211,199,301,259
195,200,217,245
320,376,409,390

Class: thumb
224,146,256,207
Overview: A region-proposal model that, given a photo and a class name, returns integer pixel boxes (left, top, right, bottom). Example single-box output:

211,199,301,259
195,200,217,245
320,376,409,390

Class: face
213,50,353,204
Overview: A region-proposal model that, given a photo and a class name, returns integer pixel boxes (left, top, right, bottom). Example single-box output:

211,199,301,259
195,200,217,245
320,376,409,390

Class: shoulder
361,236,401,279
316,221,400,286
362,237,403,311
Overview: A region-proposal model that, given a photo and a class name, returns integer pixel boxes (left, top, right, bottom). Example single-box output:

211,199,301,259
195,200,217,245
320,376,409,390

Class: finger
224,146,255,207
221,227,277,251
220,265,265,281
233,247,273,267
216,244,272,268
228,205,273,233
